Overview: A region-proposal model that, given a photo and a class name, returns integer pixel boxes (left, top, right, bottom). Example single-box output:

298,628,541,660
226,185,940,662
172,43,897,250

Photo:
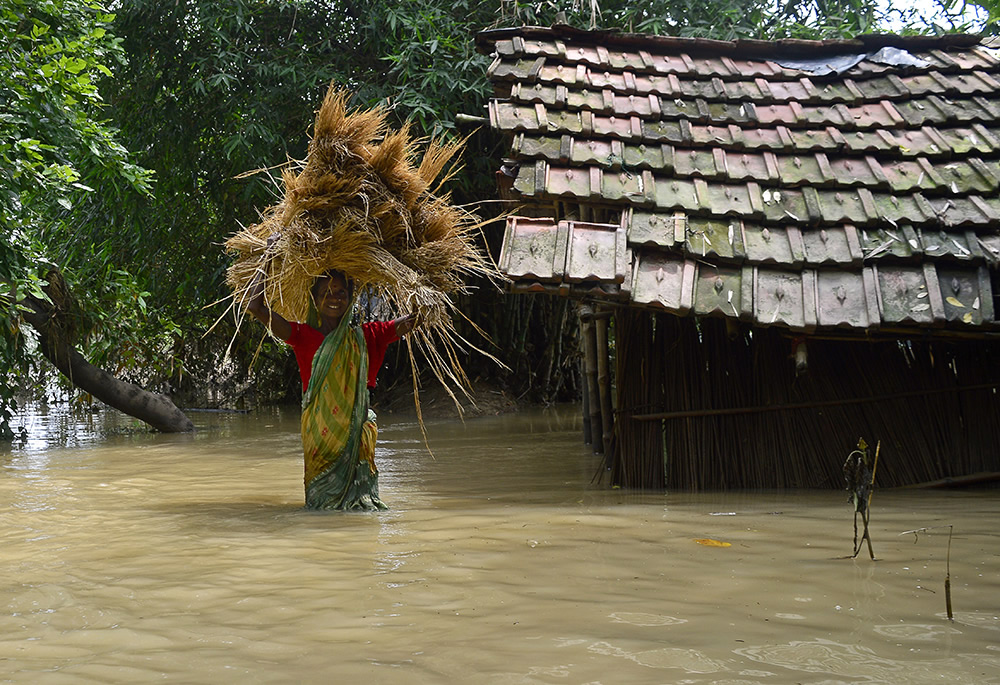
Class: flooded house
476,26,1000,490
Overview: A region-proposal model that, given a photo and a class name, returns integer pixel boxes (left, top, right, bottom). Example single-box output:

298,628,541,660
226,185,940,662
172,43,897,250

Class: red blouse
284,320,399,391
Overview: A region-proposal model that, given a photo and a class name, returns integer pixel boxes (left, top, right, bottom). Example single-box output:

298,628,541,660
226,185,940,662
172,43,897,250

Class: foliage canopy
0,0,152,438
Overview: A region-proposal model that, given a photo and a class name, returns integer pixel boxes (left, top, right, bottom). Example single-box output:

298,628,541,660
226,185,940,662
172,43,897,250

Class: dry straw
224,85,503,423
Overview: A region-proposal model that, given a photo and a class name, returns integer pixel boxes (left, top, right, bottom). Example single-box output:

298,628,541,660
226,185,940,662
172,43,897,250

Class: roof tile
693,264,747,317
937,264,988,323
861,226,917,260
625,208,683,249
742,223,796,265
564,220,629,282
686,217,746,259
630,253,692,313
875,264,936,325
755,269,809,329
815,269,875,328
498,216,566,281
801,225,863,265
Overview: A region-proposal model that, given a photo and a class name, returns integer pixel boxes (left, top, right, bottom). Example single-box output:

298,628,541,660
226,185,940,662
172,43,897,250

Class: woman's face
315,274,350,323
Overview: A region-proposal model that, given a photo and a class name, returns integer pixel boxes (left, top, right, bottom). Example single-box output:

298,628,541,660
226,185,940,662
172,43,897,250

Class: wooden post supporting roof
595,311,614,456
579,304,603,454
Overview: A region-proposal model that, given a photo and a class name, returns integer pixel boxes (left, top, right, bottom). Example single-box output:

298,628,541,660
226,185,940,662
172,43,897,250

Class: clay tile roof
479,26,1000,337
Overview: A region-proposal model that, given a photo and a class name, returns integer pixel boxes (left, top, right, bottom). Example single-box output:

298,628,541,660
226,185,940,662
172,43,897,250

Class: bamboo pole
581,362,592,445
578,302,592,446
595,311,614,456
580,305,603,454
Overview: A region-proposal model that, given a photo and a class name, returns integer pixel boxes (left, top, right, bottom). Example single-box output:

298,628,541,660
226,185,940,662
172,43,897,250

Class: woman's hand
394,312,418,337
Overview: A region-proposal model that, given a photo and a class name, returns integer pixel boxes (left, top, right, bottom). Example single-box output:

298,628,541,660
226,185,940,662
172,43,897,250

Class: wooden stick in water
945,525,954,621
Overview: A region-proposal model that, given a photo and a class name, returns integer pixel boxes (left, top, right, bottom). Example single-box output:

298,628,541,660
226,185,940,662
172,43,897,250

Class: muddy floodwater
2,404,999,684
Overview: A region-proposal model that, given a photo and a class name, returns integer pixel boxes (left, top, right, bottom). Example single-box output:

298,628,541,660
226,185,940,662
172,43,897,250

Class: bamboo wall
607,309,1000,490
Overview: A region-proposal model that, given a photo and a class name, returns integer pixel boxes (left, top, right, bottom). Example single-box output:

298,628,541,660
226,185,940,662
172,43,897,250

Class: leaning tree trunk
20,273,194,433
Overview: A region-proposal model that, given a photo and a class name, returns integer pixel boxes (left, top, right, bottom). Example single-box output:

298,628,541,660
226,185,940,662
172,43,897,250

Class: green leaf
64,56,89,73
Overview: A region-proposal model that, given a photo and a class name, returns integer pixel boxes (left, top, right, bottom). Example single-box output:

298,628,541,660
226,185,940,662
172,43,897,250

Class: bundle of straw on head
225,85,501,418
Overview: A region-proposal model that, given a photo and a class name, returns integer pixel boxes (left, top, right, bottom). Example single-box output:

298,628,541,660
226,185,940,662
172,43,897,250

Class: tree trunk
21,290,194,434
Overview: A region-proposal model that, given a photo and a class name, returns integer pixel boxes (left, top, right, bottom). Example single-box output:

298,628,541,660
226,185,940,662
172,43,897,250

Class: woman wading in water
247,268,416,510
227,90,494,509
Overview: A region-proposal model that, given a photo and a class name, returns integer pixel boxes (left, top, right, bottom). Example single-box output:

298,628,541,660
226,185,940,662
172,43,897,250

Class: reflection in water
609,611,687,626
735,638,973,682
874,622,963,641
1,404,999,684
590,641,728,672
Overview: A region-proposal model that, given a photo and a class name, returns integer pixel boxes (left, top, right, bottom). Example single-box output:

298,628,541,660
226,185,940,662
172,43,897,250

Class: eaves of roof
476,24,983,60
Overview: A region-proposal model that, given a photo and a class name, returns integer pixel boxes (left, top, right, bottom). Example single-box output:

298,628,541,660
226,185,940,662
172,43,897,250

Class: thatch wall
610,310,1000,490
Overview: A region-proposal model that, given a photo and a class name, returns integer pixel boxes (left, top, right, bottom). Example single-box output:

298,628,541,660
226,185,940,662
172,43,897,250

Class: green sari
300,312,387,511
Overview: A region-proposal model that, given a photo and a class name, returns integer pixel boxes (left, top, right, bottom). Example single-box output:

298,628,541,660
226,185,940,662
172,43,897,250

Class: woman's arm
246,269,292,341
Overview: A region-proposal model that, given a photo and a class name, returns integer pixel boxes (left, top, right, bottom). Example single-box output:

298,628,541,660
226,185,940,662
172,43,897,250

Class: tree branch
20,292,194,433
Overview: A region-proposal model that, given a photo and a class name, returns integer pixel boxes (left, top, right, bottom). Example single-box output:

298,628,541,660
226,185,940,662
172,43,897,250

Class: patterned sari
300,313,387,511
